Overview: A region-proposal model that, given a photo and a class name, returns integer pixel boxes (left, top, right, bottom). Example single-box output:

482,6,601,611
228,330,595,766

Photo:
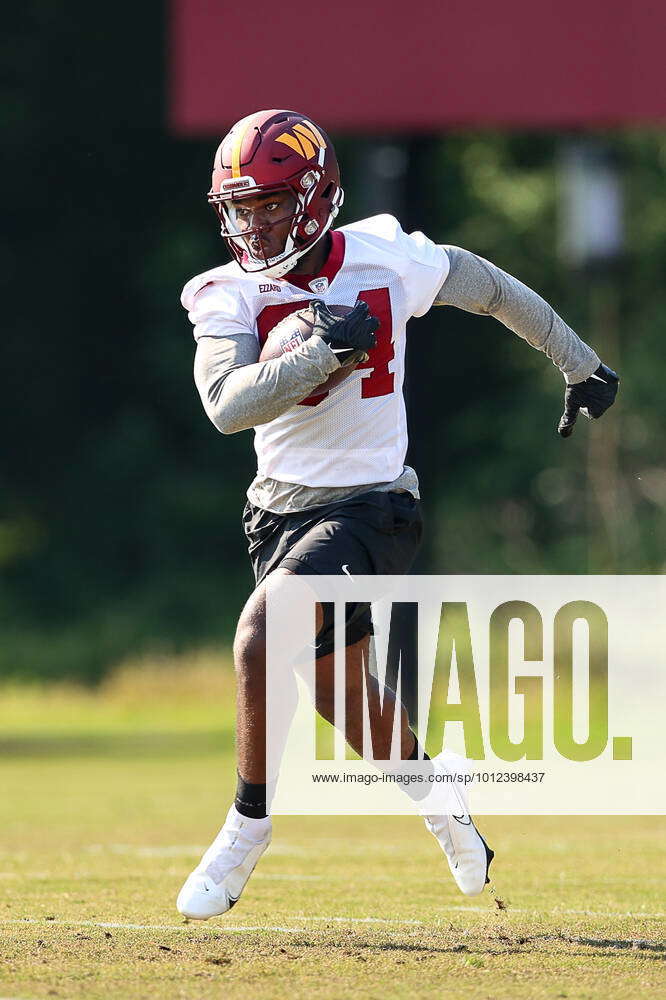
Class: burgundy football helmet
208,110,344,278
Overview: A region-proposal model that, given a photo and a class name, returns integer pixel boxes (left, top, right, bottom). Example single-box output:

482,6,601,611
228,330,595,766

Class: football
259,303,357,396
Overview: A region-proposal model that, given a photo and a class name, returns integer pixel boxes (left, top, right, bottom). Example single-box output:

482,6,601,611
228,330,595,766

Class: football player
176,110,619,919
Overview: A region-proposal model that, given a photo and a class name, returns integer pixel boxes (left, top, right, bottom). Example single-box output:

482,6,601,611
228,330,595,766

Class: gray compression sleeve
193,330,340,434
435,247,600,384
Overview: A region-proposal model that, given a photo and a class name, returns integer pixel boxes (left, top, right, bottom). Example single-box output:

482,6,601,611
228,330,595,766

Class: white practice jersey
182,215,450,488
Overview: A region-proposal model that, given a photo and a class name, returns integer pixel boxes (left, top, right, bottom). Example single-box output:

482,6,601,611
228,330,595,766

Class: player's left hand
558,362,619,437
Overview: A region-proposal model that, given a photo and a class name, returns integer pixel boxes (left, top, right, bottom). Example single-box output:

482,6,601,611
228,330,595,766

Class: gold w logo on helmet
275,121,326,160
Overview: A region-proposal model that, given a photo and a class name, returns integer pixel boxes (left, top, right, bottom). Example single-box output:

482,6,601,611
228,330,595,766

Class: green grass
1,654,664,999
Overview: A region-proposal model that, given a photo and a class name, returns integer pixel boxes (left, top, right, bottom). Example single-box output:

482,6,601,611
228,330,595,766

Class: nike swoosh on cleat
452,814,472,826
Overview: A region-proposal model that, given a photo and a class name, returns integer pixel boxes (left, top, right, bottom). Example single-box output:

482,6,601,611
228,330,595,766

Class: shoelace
201,824,267,883
425,816,454,857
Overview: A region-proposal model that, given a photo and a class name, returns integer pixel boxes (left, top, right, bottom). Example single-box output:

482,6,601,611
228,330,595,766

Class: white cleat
177,805,272,919
424,752,494,897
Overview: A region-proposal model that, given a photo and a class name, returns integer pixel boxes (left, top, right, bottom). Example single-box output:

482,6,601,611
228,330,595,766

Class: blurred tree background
2,2,664,683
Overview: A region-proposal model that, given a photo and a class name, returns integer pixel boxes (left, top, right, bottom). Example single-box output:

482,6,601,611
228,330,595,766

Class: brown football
258,303,357,397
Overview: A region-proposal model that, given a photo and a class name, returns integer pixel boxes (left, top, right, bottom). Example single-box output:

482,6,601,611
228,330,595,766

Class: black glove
558,362,619,438
311,299,379,366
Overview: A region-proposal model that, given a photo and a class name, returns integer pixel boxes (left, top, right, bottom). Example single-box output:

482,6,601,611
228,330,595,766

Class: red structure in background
170,0,666,134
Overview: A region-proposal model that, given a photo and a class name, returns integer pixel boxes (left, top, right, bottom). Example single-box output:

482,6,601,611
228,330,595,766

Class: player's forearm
435,246,600,383
194,335,339,434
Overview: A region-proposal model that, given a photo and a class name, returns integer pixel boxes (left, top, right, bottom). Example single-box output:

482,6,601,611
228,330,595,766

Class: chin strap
260,219,334,279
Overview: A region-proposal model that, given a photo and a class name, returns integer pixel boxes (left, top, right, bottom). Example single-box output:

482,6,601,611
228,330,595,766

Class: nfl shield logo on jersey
308,277,329,294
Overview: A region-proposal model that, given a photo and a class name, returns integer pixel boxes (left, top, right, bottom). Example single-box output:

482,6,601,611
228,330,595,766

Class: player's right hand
557,362,619,437
312,300,379,366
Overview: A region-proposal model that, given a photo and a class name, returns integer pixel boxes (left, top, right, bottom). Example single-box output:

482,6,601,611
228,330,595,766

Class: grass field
1,653,664,1000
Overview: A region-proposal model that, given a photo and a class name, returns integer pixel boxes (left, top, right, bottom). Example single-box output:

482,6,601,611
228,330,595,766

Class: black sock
408,735,430,761
401,735,432,802
235,774,269,819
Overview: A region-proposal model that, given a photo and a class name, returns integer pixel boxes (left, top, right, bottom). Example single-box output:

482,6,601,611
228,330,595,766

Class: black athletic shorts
242,489,423,658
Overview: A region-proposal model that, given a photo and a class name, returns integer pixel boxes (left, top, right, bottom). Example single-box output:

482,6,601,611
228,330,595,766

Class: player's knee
313,660,335,721
316,685,335,723
315,655,368,723
233,619,266,682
